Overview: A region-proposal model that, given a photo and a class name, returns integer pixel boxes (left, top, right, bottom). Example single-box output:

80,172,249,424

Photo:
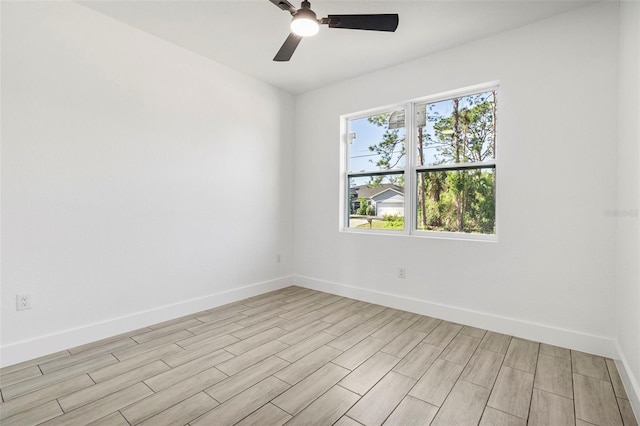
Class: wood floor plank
327,324,377,352
215,340,289,376
460,325,487,339
278,311,327,332
618,398,639,426
430,380,490,426
176,323,243,349
2,353,118,400
479,331,512,355
0,351,70,377
317,298,358,315
191,376,289,426
189,314,249,334
146,312,205,330
275,332,336,363
392,343,442,380
278,302,324,320
574,373,623,426
606,358,629,400
362,309,398,330
132,319,203,344
138,392,218,426
206,356,289,403
380,329,427,358
459,348,504,389
332,336,387,370
89,344,182,382
539,343,571,360
225,327,288,355
408,359,464,407
239,300,287,317
339,352,400,395
122,366,227,424
479,406,526,426
229,316,287,340
357,304,387,320
439,334,481,365
59,360,169,412
347,372,416,426
371,318,415,343
162,334,239,367
68,328,149,355
286,384,360,426
0,365,42,388
321,303,365,324
422,321,462,349
40,339,136,375
274,345,341,385
89,411,131,426
534,353,572,399
528,388,575,426
234,403,291,426
2,400,63,426
324,314,368,336
503,338,539,373
273,362,350,415
572,351,609,381
409,316,442,335
113,330,194,361
382,396,438,426
0,374,94,420
277,320,332,345
334,416,364,426
487,365,534,419
144,349,233,392
41,382,153,426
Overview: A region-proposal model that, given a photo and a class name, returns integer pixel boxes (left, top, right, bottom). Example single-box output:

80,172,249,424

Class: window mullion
404,102,415,235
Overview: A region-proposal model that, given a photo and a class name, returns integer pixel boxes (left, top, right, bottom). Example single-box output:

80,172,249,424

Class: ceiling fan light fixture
291,8,319,36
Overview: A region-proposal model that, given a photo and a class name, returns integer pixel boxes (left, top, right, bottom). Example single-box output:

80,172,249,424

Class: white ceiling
79,0,595,94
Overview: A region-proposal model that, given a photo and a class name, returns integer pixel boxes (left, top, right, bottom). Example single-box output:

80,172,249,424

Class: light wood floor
0,286,637,426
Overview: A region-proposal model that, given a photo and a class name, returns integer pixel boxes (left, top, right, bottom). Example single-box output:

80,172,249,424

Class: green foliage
356,197,369,215
357,216,404,230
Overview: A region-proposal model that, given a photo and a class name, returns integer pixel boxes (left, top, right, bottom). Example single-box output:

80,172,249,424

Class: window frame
341,82,499,241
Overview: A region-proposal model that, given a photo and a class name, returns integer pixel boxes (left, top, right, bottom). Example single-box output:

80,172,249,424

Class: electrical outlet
16,293,32,311
276,254,281,263
398,267,406,279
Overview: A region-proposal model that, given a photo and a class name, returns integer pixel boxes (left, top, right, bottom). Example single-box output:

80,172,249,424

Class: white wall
615,0,640,414
293,3,620,356
1,1,294,366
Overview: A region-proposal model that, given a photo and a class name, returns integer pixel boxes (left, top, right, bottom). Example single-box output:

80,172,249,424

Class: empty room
1,0,638,425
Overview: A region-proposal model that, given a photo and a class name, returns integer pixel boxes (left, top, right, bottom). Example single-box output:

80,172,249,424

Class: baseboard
614,340,640,422
0,275,293,368
293,275,617,358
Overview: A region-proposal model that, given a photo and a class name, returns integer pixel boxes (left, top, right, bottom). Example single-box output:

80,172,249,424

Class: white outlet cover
16,293,32,311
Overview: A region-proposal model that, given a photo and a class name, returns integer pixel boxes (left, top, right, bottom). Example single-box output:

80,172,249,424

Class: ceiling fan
269,0,399,62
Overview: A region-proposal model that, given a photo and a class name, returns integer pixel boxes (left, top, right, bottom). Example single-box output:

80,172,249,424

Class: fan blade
269,0,296,14
326,14,398,32
274,33,303,62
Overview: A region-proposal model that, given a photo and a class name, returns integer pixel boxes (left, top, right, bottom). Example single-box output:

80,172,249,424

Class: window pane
416,91,496,167
348,110,406,173
348,174,405,231
416,168,495,234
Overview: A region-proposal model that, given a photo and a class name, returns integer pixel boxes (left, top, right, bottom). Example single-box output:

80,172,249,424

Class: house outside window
342,83,498,239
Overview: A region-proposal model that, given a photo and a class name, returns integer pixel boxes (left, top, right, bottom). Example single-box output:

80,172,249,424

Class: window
342,84,498,239
345,108,406,231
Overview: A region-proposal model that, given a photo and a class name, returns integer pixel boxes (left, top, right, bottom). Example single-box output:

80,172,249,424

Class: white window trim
340,82,499,242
